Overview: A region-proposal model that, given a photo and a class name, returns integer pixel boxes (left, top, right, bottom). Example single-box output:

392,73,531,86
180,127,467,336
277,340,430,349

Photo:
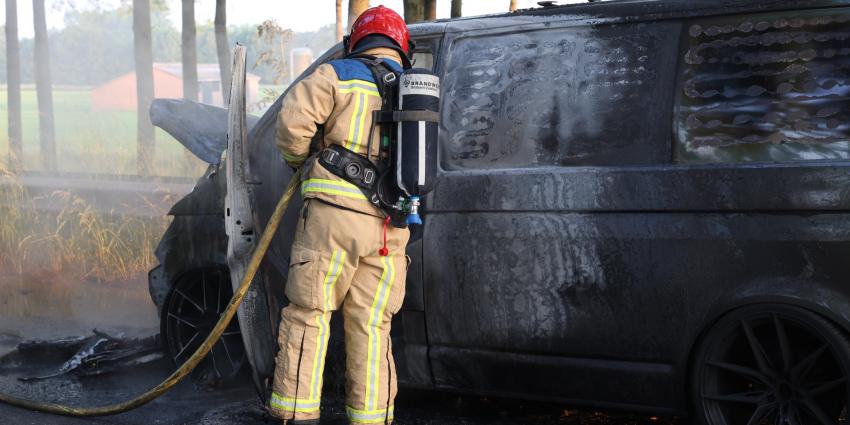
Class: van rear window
440,23,678,170
675,9,850,163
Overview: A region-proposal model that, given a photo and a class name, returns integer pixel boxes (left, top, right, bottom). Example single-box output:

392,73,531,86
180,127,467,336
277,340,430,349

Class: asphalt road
0,345,683,425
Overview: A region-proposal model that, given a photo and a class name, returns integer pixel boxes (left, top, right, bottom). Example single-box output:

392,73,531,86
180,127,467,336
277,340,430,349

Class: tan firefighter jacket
276,47,404,217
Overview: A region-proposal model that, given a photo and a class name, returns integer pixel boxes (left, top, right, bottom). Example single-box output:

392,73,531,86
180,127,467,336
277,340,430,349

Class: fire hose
0,168,302,417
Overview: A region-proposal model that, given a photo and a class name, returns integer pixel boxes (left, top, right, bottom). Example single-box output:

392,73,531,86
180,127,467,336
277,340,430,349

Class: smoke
0,0,327,357
0,164,165,343
0,1,314,342
0,1,184,340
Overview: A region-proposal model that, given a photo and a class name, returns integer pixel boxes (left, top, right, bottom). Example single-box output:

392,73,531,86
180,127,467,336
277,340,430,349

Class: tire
160,266,246,381
691,303,850,425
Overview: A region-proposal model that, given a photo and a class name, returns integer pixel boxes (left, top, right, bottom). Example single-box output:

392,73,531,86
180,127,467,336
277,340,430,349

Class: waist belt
317,144,380,201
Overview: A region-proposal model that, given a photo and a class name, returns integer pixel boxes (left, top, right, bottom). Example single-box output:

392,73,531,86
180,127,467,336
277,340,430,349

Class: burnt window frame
672,7,850,165
436,19,679,173
410,32,443,72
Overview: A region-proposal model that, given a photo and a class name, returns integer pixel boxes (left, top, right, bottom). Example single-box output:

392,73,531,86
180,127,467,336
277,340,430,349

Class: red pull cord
379,216,390,256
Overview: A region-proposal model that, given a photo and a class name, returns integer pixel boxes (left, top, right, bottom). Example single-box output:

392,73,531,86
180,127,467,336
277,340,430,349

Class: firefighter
269,6,412,425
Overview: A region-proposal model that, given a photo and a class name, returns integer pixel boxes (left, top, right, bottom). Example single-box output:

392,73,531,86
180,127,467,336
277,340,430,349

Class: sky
1,0,576,39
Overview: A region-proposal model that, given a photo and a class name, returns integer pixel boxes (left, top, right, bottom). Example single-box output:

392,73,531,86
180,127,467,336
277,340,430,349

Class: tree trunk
214,0,231,104
347,0,369,32
510,0,518,11
181,0,198,102
133,0,155,175
32,0,55,171
335,0,343,42
425,0,436,20
403,0,425,23
451,0,462,18
5,0,22,169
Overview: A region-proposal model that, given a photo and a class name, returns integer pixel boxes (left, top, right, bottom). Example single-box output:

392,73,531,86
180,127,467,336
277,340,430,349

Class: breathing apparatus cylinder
395,68,440,225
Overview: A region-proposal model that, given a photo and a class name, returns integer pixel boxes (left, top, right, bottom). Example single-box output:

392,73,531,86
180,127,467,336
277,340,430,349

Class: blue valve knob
406,196,423,225
406,213,423,225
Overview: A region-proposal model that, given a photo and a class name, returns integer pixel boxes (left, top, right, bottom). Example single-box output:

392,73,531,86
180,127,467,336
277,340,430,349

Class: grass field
0,88,194,281
0,87,207,177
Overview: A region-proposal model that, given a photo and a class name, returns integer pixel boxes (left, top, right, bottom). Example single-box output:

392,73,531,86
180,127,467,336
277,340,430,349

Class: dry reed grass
0,162,170,283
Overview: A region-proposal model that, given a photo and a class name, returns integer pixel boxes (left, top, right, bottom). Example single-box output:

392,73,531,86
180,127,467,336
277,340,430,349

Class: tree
348,0,369,32
215,0,230,104
133,0,155,175
425,0,436,20
6,0,22,169
510,0,518,11
451,0,462,18
255,20,293,85
33,0,56,171
403,0,424,23
21,6,179,87
181,0,198,101
335,0,343,42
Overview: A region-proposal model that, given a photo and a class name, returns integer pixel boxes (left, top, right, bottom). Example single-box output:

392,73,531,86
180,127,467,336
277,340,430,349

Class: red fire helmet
348,5,411,55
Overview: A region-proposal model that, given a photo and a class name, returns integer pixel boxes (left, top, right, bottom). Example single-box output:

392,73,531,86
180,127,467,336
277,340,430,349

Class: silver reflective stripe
396,100,406,195
418,121,426,186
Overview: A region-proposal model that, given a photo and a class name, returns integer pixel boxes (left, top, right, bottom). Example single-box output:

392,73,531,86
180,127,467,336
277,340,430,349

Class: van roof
516,0,849,18
412,0,850,35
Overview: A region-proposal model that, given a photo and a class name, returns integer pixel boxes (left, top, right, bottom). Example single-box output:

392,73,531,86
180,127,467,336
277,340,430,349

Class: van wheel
161,266,246,381
691,304,850,425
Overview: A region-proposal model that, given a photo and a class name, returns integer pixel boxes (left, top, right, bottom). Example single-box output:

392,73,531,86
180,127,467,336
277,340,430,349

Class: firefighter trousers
269,198,410,424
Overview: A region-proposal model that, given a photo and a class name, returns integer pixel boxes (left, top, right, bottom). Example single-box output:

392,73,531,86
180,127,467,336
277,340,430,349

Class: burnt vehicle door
425,2,850,414
389,31,444,388
424,16,682,408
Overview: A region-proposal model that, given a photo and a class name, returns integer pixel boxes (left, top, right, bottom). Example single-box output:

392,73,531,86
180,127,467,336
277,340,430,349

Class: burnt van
148,1,850,424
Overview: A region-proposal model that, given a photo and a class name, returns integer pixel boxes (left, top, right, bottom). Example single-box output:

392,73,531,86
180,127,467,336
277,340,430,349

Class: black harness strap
318,144,381,204
351,56,400,163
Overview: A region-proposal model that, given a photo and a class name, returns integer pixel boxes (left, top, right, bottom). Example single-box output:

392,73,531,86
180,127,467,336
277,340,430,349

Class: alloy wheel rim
700,312,849,425
164,267,246,379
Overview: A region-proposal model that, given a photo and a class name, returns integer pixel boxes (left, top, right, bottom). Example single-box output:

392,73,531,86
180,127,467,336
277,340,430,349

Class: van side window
676,10,850,163
412,51,434,71
440,24,678,170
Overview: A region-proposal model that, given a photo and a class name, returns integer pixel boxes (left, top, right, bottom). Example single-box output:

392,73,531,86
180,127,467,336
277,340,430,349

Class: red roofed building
91,63,261,111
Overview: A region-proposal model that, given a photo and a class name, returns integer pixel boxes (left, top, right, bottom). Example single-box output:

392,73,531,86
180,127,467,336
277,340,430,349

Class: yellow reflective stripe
282,151,307,163
302,178,362,188
308,250,345,400
346,405,395,423
270,392,320,413
364,255,395,410
339,79,379,152
338,79,379,95
324,250,346,311
309,313,330,401
301,178,368,200
339,78,378,88
345,92,365,150
302,186,368,200
352,92,370,153
339,87,381,96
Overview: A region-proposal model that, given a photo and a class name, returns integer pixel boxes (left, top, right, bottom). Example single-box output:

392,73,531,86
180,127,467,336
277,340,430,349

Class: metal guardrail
0,172,196,218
